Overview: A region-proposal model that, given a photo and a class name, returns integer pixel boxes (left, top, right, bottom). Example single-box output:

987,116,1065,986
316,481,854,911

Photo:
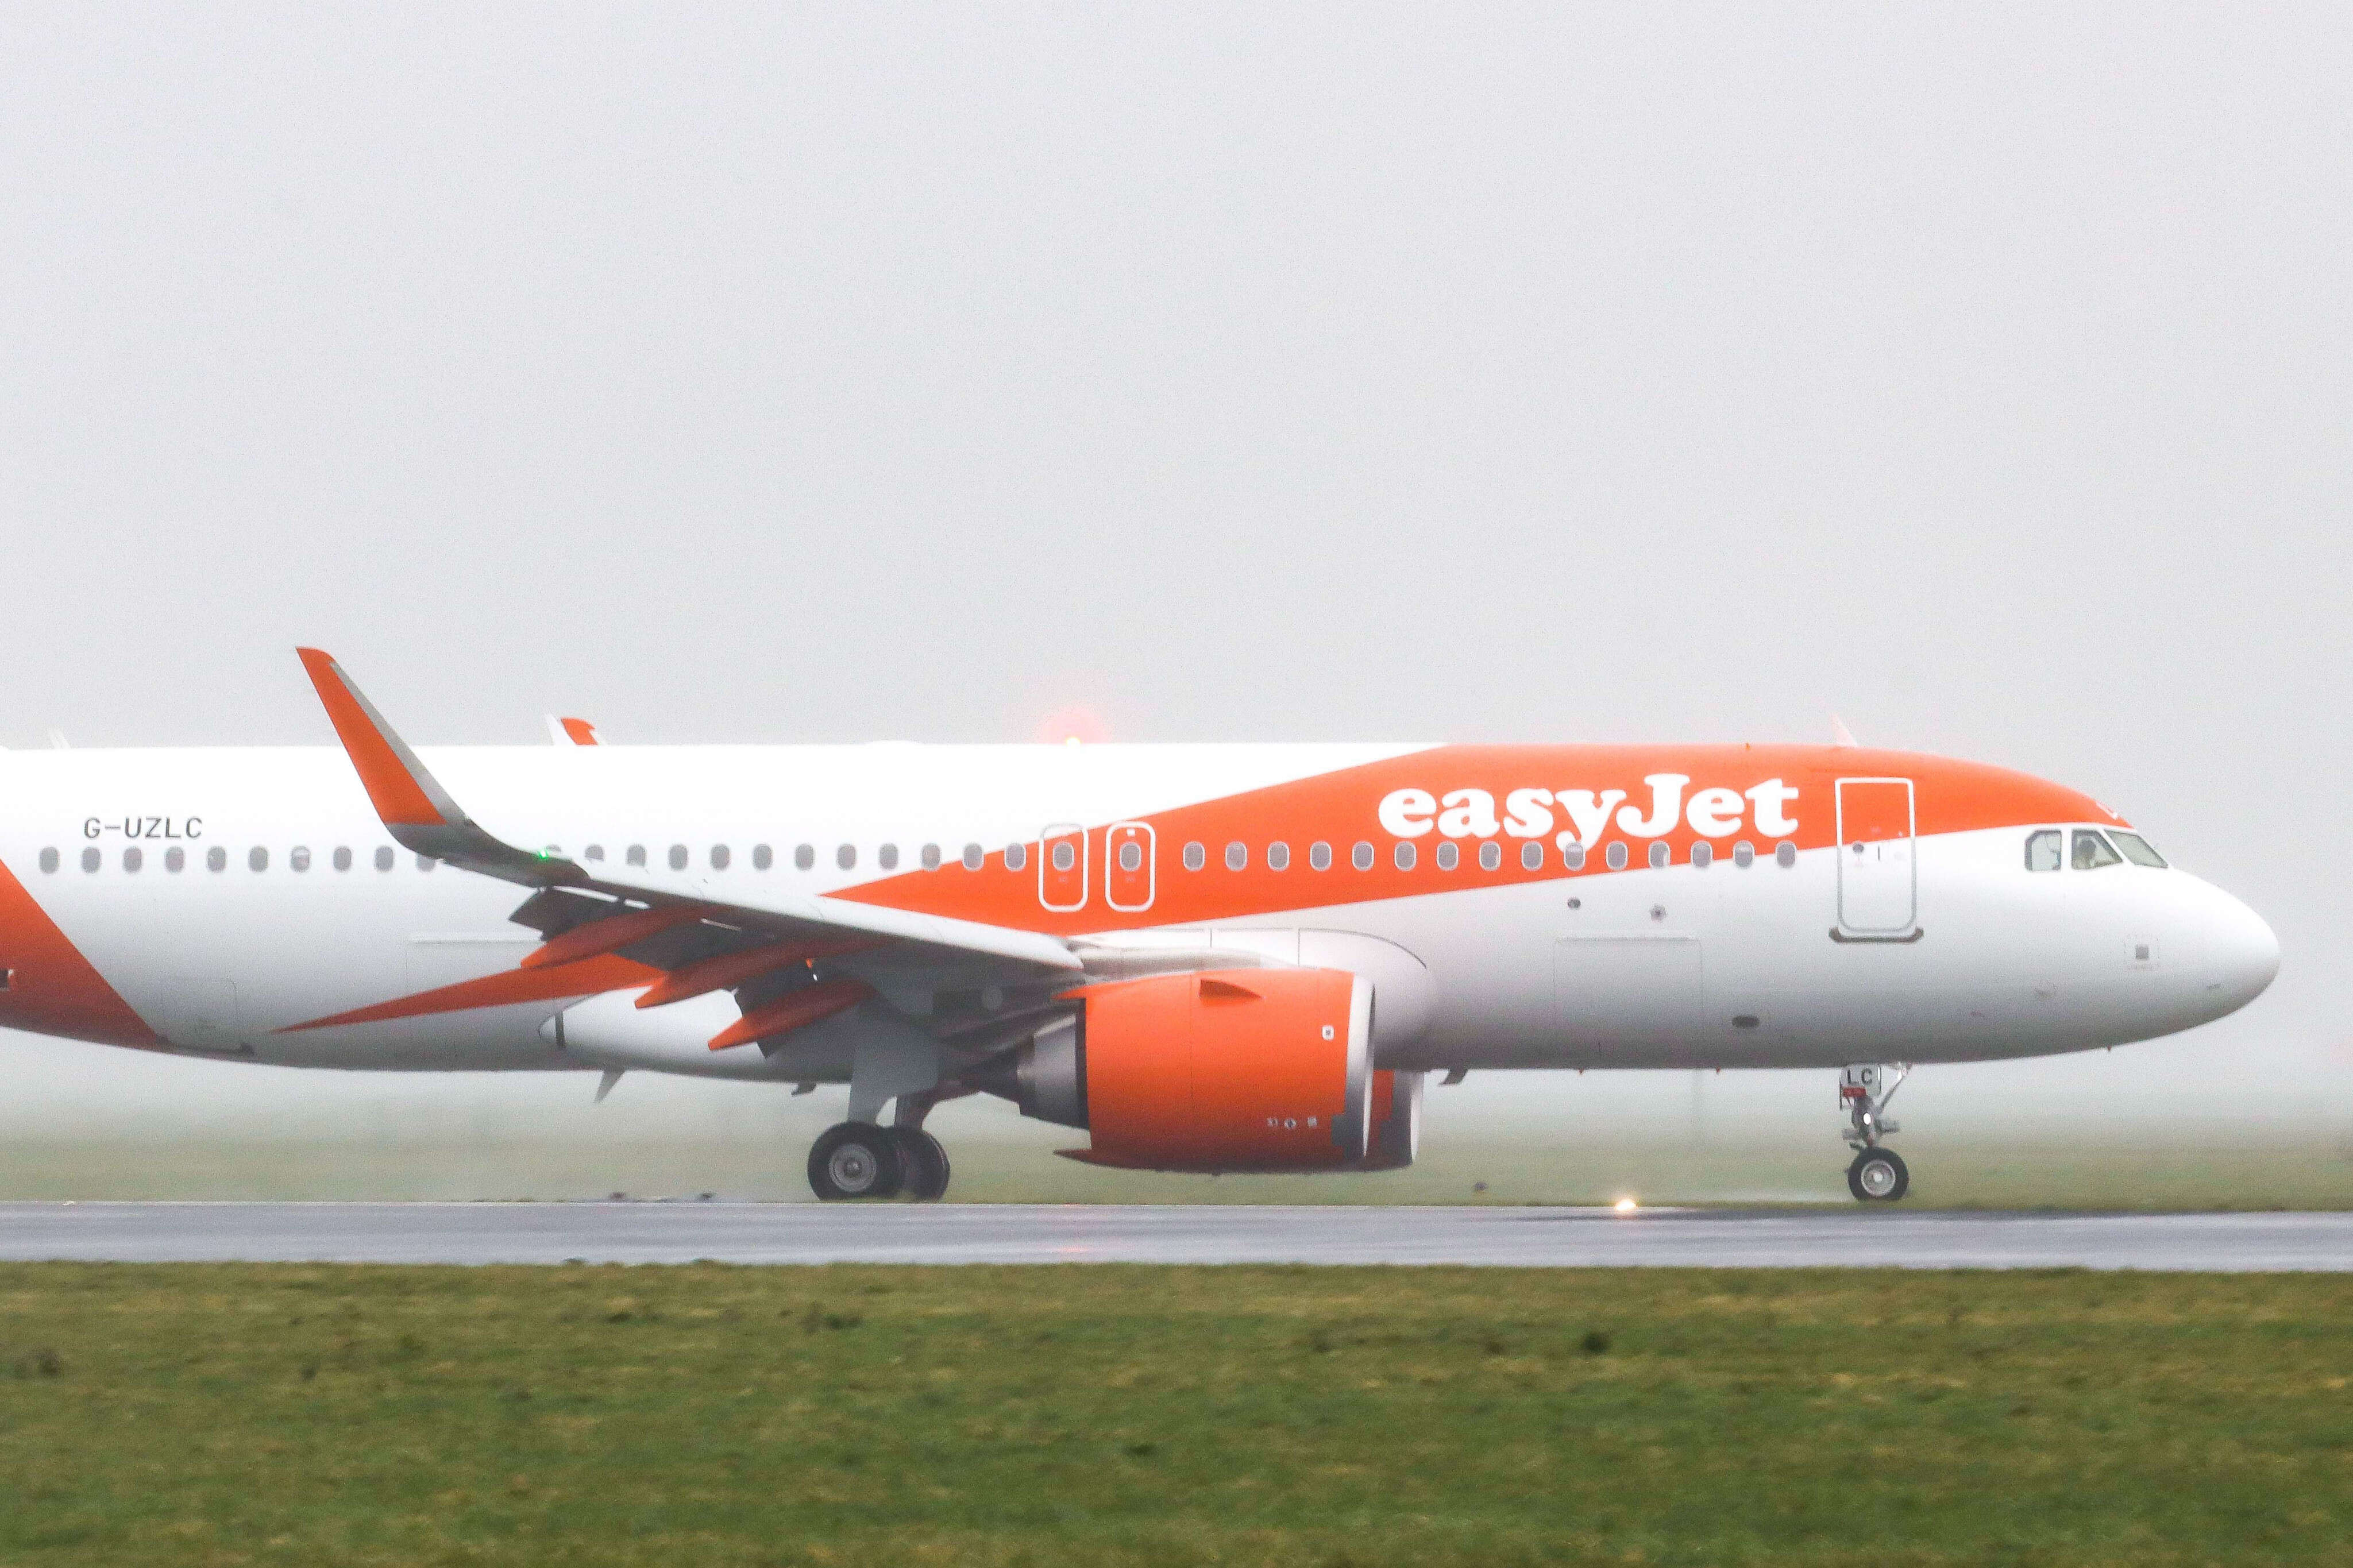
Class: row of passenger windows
38,836,1810,877
42,844,420,875
2024,828,2168,872
1175,838,1799,872
30,827,2182,880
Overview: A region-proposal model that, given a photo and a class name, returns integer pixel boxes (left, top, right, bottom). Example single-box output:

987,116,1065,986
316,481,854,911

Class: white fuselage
0,743,2279,1081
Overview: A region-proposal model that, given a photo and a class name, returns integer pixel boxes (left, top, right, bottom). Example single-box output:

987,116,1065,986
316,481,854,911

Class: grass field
3,1264,2350,1566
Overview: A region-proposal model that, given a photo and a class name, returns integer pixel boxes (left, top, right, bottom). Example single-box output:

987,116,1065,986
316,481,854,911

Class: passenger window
1647,842,1669,870
416,854,435,872
1118,841,1143,871
2109,831,2167,868
1563,844,1586,871
1394,842,1417,871
375,847,394,871
1310,841,1333,871
1052,841,1076,873
711,845,730,871
1224,842,1247,871
962,843,983,870
80,847,99,872
333,847,352,871
838,844,857,871
124,847,143,873
921,843,941,870
2072,830,2123,871
1521,841,1543,871
1352,841,1375,871
291,847,311,872
1605,842,1628,871
627,845,647,868
753,844,773,870
1775,841,1797,868
669,845,688,871
165,847,185,873
1479,841,1502,872
1435,841,1459,871
585,844,605,862
1005,843,1027,872
1267,843,1290,871
1733,840,1755,868
249,847,269,872
38,848,57,874
2024,830,2062,872
796,844,815,871
1691,842,1713,870
880,844,899,871
211,847,229,872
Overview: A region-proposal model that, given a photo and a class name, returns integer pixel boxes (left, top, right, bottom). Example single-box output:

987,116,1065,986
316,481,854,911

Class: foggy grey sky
2,5,2347,1145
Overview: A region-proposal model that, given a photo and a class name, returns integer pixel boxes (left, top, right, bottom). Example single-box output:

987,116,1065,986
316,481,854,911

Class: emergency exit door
1039,824,1088,912
1835,778,1916,933
1105,822,1155,912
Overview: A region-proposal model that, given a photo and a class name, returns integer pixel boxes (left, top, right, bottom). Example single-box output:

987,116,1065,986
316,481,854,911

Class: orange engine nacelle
1042,968,1376,1173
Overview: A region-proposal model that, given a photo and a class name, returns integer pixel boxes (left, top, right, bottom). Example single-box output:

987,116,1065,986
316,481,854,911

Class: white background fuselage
0,744,2278,1083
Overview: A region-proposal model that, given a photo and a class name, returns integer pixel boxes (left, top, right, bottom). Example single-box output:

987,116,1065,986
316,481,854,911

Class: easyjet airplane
0,651,2278,1203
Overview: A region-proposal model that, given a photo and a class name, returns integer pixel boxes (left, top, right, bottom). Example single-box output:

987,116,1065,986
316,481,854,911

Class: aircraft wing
296,650,1082,1027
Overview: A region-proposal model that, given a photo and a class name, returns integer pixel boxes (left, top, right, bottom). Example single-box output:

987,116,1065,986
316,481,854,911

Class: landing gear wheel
893,1128,951,1202
1847,1146,1910,1203
808,1123,905,1200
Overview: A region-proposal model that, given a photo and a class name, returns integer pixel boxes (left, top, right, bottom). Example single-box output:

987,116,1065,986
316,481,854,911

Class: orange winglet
707,979,872,1051
296,647,449,828
522,906,706,970
558,717,601,746
635,936,881,1009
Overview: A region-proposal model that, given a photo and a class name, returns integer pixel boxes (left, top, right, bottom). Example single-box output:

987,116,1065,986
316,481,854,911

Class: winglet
1830,715,1858,748
297,648,467,828
297,648,574,887
546,715,602,747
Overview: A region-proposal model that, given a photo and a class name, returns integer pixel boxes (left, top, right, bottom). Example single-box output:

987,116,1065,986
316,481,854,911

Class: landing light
1614,1197,1638,1213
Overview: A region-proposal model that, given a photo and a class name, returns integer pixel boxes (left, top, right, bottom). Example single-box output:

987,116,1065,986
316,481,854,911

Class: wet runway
2,1202,2349,1269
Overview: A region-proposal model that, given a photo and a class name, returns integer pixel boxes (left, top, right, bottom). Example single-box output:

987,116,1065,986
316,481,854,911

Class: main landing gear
1840,1063,1911,1203
806,1109,952,1202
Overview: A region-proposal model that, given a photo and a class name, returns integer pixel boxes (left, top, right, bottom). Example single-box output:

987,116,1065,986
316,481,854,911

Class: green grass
3,1265,2351,1565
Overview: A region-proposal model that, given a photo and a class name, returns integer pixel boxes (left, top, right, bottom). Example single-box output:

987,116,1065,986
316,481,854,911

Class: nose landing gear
1840,1064,1911,1202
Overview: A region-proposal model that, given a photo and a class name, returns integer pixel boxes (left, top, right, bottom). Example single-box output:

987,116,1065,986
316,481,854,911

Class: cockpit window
2024,830,2061,872
2108,831,2168,868
2072,829,2123,871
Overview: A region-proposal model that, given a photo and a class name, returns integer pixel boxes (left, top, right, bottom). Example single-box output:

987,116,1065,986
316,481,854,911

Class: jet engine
978,967,1420,1173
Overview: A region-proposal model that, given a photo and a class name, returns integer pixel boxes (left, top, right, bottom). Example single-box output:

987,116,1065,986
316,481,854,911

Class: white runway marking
2,1203,2350,1269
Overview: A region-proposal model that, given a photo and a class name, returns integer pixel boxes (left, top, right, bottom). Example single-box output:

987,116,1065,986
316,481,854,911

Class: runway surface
2,1202,2350,1269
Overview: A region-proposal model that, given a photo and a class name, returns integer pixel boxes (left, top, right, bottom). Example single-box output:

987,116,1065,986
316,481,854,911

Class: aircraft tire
808,1122,905,1200
894,1128,952,1202
1846,1146,1910,1203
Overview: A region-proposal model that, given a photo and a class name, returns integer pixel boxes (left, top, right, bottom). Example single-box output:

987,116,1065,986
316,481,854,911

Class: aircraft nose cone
2204,887,2279,1014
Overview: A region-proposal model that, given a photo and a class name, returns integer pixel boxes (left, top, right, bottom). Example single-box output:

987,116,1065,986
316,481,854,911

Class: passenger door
1835,778,1916,934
